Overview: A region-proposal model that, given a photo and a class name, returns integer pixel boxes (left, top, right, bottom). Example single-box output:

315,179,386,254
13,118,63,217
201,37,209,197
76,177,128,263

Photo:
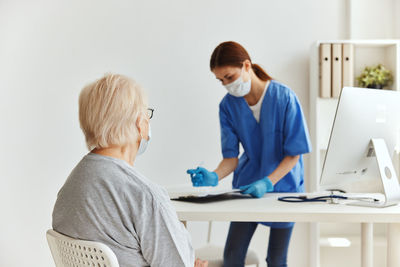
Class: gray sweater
52,153,194,267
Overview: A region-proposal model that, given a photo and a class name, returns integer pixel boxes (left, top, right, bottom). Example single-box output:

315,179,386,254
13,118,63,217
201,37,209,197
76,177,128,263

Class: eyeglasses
147,108,154,119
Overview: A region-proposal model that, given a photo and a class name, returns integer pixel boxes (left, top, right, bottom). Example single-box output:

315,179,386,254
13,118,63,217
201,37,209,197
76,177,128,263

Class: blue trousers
223,222,293,267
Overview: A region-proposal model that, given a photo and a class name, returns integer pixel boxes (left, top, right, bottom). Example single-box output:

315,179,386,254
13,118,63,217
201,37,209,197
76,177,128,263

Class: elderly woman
52,74,207,267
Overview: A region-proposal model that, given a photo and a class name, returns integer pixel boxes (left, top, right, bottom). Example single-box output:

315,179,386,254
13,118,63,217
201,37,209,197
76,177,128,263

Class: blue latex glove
240,177,274,198
186,167,218,187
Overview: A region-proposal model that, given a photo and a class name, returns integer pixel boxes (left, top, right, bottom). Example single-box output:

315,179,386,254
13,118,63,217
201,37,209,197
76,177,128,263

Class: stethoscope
277,190,380,204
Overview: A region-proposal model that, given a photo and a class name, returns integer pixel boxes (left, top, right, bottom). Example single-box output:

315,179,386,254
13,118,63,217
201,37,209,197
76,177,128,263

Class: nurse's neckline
244,79,271,106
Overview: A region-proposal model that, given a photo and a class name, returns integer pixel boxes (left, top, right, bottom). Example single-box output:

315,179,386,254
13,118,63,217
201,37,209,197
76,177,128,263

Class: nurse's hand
240,176,274,198
187,167,218,187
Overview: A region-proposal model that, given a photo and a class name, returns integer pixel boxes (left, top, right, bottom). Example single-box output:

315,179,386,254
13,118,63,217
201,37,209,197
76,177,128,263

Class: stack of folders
319,43,354,98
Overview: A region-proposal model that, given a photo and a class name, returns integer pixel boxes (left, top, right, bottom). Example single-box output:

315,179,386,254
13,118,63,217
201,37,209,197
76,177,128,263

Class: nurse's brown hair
210,41,272,81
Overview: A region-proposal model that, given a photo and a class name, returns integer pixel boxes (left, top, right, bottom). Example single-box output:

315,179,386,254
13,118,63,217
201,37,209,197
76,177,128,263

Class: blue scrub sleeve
219,103,240,158
283,93,312,156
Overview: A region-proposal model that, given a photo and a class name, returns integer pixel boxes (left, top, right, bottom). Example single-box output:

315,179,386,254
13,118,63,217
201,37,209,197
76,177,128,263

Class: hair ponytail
210,41,272,82
251,63,272,81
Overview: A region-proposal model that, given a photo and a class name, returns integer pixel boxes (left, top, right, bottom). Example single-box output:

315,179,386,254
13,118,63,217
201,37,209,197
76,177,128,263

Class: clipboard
166,184,249,203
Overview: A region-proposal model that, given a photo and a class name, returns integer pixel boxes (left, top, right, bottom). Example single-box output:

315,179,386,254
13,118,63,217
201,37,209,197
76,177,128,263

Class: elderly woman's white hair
79,73,148,150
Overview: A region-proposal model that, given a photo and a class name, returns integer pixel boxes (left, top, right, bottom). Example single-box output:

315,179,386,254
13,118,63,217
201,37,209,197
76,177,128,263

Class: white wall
349,0,398,39
0,0,346,266
396,0,400,38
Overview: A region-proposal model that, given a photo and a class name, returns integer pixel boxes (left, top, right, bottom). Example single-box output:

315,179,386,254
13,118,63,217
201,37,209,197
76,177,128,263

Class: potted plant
356,64,393,89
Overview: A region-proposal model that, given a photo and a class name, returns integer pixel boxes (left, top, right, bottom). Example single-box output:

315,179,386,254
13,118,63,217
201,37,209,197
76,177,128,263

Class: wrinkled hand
186,167,218,187
240,176,274,198
194,258,208,267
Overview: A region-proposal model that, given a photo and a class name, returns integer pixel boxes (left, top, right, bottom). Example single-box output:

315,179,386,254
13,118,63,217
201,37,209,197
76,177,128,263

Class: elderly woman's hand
194,258,208,267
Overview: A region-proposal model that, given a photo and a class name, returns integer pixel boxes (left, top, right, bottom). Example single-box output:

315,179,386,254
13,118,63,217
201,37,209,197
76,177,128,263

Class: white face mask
224,67,251,97
137,124,151,155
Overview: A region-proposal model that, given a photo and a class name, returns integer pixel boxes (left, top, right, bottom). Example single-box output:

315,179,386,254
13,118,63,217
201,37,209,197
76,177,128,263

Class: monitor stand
347,138,400,208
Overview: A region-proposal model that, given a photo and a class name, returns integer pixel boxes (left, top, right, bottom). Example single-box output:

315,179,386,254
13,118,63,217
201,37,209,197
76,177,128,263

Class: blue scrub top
219,80,312,228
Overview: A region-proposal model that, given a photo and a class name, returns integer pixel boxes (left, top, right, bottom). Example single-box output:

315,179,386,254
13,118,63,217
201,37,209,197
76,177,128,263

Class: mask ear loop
139,130,144,140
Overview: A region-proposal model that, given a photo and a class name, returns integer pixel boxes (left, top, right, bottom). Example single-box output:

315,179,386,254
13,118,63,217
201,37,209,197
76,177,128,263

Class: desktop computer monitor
320,87,400,207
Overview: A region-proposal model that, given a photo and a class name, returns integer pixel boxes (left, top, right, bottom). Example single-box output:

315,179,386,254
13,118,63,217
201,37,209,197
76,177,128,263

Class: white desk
172,193,400,267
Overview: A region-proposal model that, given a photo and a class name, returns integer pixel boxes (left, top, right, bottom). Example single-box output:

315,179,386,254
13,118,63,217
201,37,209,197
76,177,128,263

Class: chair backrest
46,229,119,267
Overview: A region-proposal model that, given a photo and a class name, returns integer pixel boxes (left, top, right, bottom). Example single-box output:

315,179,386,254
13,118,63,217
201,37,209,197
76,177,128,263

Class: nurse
187,41,311,267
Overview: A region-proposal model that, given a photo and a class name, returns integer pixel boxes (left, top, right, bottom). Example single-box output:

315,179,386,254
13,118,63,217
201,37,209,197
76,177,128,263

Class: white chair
46,229,119,267
195,222,260,267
